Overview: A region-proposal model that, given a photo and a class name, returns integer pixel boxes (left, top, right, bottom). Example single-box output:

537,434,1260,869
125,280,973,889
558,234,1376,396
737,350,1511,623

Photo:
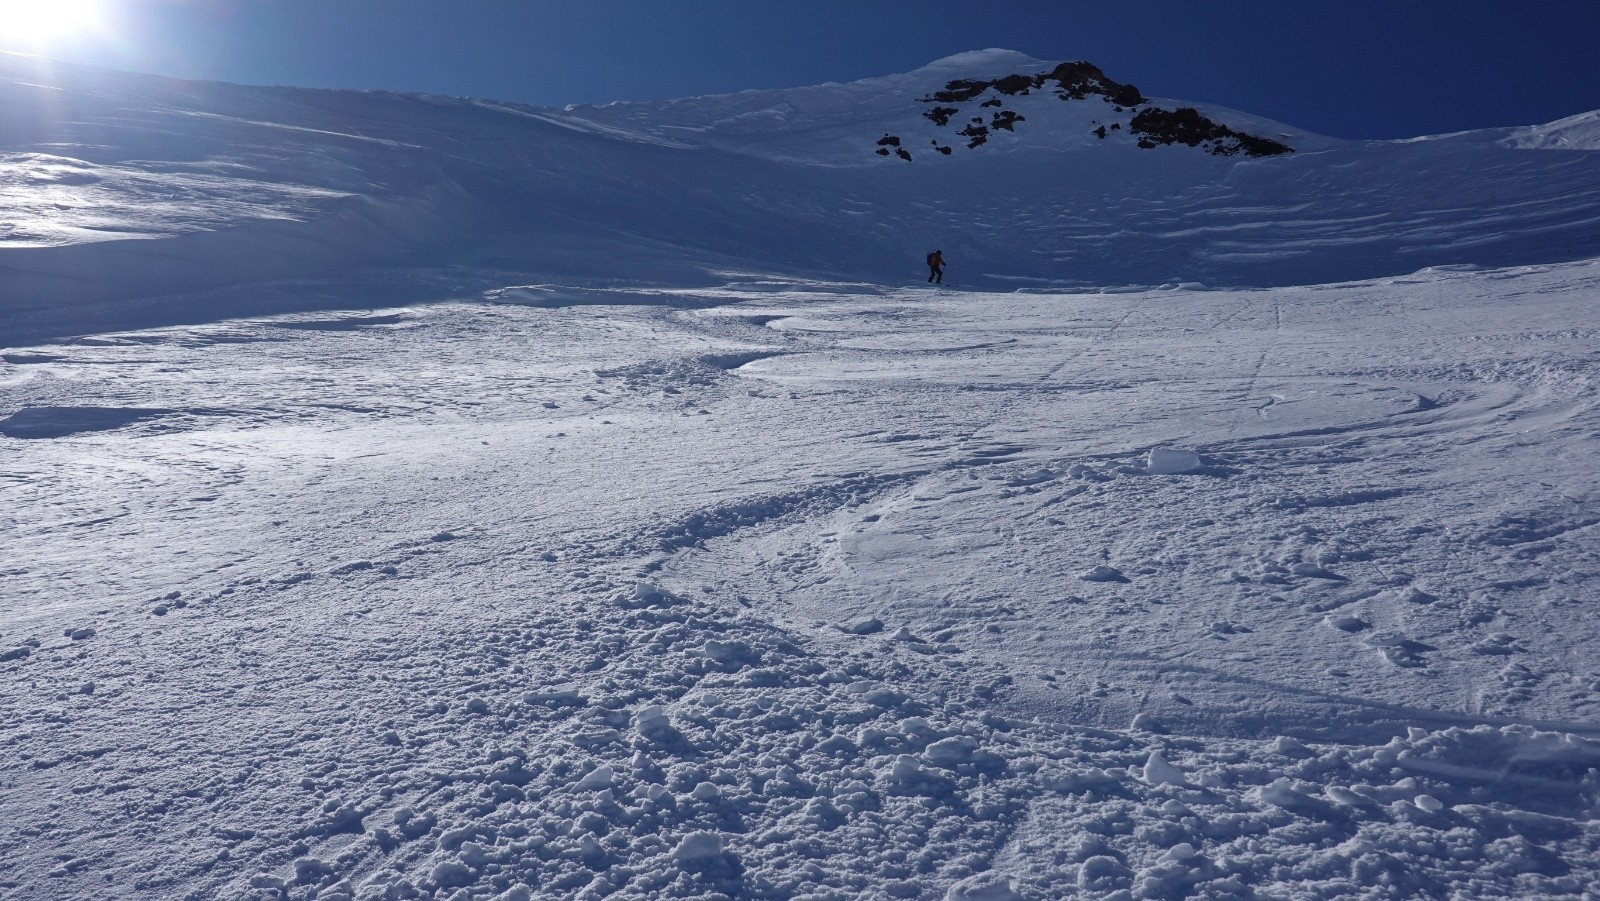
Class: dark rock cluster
990,110,1025,132
920,60,1146,107
878,59,1293,162
1128,107,1294,157
957,121,990,149
876,135,914,160
1042,61,1146,106
875,134,913,160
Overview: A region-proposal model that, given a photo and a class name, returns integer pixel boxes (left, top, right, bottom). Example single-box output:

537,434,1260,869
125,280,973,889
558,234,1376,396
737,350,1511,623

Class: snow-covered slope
4,262,1600,901
5,49,1600,342
5,49,1600,901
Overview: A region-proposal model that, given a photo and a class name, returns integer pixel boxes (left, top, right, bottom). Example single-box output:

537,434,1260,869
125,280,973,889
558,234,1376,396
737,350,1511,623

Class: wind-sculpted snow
4,261,1600,898
5,50,1600,343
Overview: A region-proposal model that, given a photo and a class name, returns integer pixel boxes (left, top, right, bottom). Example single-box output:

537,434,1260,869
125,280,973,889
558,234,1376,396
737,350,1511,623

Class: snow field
3,259,1600,898
6,43,1600,901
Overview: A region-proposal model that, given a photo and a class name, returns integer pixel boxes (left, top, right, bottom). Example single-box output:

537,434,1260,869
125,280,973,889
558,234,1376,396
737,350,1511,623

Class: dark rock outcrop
921,60,1144,107
894,58,1292,161
1043,61,1146,106
991,110,1025,132
1128,107,1293,157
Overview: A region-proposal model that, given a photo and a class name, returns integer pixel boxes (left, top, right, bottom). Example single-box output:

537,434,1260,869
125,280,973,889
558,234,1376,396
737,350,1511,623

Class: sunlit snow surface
7,47,1600,334
5,47,1600,901
4,263,1600,899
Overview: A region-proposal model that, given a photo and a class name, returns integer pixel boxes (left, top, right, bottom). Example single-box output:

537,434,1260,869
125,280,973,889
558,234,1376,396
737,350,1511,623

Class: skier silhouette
926,249,946,284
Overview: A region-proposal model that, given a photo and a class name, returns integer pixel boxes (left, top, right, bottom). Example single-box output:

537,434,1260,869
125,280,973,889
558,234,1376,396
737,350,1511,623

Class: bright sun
0,0,105,46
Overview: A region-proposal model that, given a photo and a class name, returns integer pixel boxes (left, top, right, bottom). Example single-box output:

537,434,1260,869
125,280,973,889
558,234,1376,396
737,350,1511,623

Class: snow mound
1504,109,1600,150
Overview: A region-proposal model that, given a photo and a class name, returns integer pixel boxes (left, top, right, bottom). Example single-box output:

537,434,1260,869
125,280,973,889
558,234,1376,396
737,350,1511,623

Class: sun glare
0,0,105,47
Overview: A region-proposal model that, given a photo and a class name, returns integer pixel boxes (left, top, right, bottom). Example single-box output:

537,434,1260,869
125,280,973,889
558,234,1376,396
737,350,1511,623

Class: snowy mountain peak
907,48,1053,77
891,55,1292,161
558,51,1295,167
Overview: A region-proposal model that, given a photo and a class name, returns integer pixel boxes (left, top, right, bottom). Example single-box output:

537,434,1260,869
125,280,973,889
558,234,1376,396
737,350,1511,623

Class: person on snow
926,249,946,284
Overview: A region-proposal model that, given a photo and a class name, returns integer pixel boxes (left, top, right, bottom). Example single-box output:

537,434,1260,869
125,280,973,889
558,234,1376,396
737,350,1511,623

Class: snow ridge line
639,471,919,555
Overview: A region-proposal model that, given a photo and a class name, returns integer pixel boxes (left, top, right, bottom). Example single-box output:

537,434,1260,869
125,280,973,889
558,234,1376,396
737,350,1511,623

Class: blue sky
7,0,1600,139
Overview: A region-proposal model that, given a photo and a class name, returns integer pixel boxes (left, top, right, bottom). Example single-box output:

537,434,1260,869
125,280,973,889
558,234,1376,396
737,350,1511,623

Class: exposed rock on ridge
878,58,1293,161
1130,107,1294,157
920,60,1147,107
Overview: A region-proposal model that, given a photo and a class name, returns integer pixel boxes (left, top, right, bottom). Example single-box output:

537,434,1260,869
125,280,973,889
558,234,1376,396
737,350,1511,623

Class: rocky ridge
873,59,1293,161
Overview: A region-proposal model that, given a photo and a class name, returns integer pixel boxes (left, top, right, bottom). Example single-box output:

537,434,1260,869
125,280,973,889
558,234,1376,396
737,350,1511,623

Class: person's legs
934,267,943,284
928,266,938,283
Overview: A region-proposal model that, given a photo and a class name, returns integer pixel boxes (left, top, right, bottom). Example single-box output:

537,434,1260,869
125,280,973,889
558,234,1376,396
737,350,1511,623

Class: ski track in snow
4,261,1600,899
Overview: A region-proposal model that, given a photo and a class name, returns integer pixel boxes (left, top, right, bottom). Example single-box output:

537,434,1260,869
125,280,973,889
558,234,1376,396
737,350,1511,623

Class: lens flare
0,0,105,47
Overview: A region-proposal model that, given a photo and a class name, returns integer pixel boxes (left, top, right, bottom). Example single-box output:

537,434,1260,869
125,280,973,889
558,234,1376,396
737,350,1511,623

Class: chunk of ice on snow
841,617,884,635
634,705,681,742
524,688,587,707
924,736,978,768
702,639,755,665
573,765,614,791
1326,785,1367,806
1079,564,1128,583
1144,447,1201,474
1256,777,1310,808
1414,794,1445,812
1141,751,1191,787
1161,842,1198,862
672,830,724,862
890,754,928,782
945,872,1023,901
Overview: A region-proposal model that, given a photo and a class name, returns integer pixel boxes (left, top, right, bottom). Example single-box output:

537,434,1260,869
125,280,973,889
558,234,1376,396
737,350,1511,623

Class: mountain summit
559,49,1296,165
